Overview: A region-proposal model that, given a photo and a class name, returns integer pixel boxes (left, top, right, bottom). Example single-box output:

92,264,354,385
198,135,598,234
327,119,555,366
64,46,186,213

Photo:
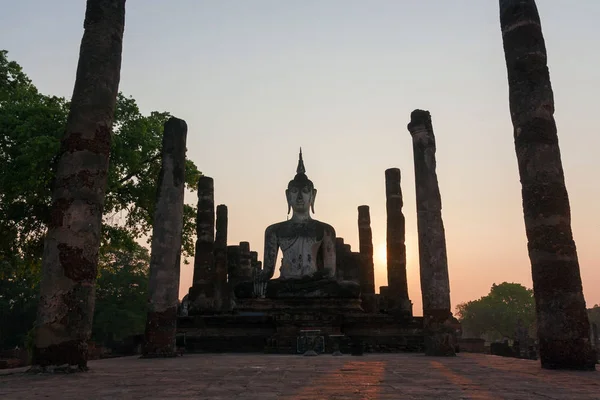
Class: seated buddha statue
234,150,360,299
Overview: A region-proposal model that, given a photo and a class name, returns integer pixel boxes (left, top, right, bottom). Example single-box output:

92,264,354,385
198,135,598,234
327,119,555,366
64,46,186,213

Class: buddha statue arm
322,224,337,278
261,225,279,280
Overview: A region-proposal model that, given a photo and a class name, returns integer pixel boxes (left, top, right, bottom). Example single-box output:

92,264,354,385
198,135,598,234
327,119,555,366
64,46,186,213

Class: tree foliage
0,50,200,349
455,282,535,341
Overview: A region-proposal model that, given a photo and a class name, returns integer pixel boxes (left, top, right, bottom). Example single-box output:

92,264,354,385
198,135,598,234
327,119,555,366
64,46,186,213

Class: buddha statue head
286,149,317,216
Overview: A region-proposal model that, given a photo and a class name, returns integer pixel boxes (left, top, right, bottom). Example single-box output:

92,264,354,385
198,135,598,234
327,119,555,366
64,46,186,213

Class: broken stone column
335,237,346,280
227,245,241,285
214,204,228,311
143,117,187,358
348,251,362,284
357,206,375,295
499,0,595,369
407,111,454,356
250,251,261,275
188,176,216,314
358,206,376,312
384,168,412,317
238,242,253,282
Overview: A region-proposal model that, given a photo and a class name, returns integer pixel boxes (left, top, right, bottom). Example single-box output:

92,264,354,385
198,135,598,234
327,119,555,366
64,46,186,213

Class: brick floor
0,353,598,399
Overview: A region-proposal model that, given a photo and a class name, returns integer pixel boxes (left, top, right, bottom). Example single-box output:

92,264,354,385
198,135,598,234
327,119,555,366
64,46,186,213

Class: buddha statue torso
267,219,335,280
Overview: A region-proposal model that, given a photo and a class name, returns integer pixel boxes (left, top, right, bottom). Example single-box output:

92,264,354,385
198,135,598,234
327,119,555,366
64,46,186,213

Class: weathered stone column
499,0,595,369
32,0,126,370
250,251,261,275
357,206,375,295
385,168,411,317
335,238,346,280
214,204,228,311
227,245,241,285
238,242,253,282
348,251,361,284
143,117,188,358
188,176,216,314
407,111,454,356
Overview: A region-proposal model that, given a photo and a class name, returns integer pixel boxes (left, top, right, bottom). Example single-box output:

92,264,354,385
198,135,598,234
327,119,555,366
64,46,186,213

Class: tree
93,236,149,345
499,0,595,369
0,49,200,353
456,282,535,342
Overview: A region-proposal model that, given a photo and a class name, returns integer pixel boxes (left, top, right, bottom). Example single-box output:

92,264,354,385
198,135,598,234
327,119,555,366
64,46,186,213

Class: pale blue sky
2,1,599,314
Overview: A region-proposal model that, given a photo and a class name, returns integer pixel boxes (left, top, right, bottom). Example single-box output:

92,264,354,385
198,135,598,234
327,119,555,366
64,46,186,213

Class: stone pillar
31,0,125,370
226,245,240,308
188,176,216,314
227,245,240,285
250,251,261,275
357,206,375,295
143,117,187,358
238,242,253,282
335,238,346,280
499,0,595,370
407,110,454,356
348,251,362,284
214,204,228,312
385,168,411,317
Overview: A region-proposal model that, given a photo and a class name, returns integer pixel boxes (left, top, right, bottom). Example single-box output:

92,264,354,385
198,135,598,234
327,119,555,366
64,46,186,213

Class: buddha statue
234,149,360,299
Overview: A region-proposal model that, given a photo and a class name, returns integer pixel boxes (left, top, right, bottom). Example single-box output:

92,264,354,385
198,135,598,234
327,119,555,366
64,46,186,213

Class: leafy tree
93,234,150,344
456,282,535,341
0,50,200,349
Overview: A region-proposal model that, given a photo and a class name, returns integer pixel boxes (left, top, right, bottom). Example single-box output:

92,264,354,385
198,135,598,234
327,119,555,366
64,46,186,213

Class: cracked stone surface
0,353,597,399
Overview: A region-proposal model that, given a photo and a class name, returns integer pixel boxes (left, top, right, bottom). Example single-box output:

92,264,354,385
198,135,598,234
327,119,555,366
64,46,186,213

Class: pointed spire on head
297,147,306,175
288,148,313,190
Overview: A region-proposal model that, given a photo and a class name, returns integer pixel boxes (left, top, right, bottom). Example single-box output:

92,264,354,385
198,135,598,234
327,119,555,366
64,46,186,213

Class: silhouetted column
408,110,454,356
143,117,187,358
335,238,346,280
188,176,216,314
357,206,375,295
238,242,253,282
499,0,595,369
385,168,411,317
250,251,260,275
348,251,361,284
227,245,240,285
214,204,228,311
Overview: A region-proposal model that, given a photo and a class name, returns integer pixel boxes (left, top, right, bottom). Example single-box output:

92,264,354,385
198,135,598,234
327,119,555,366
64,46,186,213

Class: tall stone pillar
188,176,216,314
499,0,595,369
31,0,125,370
214,204,228,311
385,168,411,317
357,206,375,295
407,110,454,356
143,117,187,357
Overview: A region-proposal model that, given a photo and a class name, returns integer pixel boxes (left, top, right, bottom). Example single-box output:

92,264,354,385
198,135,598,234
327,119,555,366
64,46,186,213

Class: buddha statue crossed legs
234,150,360,299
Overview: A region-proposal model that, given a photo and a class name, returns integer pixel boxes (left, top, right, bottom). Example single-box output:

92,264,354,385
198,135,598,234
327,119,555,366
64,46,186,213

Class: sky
2,1,599,316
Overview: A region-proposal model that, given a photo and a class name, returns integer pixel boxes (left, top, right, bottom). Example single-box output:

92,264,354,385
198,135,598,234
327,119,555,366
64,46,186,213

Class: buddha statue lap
234,150,360,299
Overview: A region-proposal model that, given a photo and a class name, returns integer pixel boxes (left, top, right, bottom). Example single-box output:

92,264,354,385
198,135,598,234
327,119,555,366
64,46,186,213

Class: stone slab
0,353,597,399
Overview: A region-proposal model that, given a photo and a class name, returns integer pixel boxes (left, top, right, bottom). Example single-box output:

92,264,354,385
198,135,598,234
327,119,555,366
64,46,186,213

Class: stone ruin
174,145,458,355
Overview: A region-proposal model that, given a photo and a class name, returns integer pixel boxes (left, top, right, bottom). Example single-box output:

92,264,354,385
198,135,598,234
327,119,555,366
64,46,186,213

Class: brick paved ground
0,353,598,399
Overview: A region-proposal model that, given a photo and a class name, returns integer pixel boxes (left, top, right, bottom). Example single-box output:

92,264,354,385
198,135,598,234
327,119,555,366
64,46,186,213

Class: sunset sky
2,1,599,315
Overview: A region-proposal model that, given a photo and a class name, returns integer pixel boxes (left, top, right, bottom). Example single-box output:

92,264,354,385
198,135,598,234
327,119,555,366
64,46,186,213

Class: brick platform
0,353,597,399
